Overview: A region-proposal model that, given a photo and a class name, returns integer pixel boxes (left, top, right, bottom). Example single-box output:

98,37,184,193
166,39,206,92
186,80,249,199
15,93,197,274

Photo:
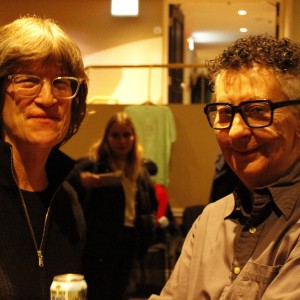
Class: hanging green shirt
125,105,176,185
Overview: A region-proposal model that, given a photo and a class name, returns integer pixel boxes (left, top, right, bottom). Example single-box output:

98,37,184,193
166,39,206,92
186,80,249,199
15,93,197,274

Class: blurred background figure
68,112,157,300
144,159,169,229
127,159,180,298
143,159,180,240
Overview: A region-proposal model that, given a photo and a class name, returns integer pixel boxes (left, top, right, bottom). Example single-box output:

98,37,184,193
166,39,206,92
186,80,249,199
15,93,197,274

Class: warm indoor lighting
240,27,248,33
111,0,139,16
188,37,194,51
192,31,233,43
238,10,247,15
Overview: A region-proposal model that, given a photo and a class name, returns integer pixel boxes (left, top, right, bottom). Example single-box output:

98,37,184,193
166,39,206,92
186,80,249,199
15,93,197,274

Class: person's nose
118,136,128,143
228,113,251,138
34,80,58,106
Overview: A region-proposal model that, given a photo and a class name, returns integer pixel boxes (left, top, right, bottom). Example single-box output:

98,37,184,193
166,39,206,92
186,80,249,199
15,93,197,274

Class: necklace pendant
37,250,44,268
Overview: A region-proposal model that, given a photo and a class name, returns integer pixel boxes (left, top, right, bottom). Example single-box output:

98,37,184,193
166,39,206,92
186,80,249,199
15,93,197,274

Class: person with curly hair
149,34,300,299
0,16,88,299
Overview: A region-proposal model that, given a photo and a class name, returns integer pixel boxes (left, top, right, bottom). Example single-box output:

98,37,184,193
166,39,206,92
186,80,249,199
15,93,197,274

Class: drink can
50,273,87,300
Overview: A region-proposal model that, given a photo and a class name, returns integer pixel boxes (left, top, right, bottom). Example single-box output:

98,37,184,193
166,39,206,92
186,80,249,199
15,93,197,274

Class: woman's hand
80,170,122,188
80,172,105,188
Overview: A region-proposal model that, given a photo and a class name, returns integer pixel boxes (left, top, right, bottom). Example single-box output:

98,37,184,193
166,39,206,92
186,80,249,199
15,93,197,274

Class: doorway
168,4,184,103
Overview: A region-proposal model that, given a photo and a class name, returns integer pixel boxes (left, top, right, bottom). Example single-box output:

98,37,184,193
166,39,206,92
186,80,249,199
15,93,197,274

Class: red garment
155,183,169,220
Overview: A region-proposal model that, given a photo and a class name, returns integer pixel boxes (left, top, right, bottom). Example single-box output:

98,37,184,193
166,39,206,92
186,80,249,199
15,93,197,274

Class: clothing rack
85,63,205,70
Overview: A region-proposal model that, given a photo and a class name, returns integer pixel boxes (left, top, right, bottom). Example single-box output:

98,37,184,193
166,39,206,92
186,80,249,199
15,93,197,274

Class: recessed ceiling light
111,0,139,16
240,28,248,33
238,10,247,15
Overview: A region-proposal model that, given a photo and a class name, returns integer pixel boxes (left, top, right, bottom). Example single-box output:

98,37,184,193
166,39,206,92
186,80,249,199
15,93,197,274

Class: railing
84,63,209,105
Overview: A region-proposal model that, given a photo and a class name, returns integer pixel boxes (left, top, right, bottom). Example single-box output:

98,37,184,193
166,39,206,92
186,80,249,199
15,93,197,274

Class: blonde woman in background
68,112,157,300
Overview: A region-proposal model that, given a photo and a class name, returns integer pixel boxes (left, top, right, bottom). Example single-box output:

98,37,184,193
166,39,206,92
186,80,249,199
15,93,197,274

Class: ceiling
176,0,278,61
0,0,277,61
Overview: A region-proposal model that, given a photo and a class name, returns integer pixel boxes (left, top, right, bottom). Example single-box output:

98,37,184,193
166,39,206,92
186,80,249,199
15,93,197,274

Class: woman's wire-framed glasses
7,74,85,100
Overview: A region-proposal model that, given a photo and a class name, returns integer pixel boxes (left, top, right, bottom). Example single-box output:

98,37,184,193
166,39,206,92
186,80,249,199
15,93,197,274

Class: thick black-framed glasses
7,74,85,100
204,99,300,130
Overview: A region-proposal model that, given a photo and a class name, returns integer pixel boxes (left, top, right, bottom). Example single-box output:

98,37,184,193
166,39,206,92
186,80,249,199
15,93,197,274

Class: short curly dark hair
207,34,300,95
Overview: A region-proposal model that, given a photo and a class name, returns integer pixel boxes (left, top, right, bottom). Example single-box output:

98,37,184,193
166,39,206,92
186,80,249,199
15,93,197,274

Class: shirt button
249,227,257,233
233,267,241,274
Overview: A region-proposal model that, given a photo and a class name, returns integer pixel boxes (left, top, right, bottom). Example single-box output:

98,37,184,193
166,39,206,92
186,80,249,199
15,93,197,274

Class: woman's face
2,63,72,151
107,122,135,159
214,67,300,189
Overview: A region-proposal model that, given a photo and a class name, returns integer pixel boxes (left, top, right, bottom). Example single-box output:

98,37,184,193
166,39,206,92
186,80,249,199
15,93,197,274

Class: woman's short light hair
0,15,88,145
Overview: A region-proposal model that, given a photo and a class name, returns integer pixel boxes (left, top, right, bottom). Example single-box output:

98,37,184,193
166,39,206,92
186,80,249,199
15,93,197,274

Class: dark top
68,156,158,260
0,141,85,300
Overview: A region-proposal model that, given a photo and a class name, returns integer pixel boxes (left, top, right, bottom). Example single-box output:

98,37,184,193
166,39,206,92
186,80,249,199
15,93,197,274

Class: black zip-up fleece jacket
68,157,158,260
0,141,85,300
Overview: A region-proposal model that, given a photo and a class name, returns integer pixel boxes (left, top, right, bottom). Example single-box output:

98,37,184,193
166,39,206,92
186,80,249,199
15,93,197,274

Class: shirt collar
267,157,300,220
226,157,300,221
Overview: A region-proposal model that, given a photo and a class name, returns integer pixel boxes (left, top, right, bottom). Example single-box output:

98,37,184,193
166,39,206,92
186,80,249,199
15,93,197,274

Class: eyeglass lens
11,75,80,99
206,101,272,129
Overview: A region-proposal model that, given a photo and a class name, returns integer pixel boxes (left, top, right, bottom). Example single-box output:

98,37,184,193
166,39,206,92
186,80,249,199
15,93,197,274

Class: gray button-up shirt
149,158,300,300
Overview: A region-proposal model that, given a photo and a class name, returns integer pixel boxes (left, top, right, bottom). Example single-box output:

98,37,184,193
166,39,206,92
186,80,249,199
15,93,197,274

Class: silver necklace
18,189,52,268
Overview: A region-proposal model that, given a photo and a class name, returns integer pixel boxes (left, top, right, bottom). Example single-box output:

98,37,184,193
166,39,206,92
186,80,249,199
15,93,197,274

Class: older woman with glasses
0,16,88,299
150,34,300,300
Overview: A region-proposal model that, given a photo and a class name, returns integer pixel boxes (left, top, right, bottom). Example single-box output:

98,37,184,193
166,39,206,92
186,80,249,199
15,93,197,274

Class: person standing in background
149,34,300,299
143,158,180,259
68,112,157,300
0,16,88,299
143,159,169,228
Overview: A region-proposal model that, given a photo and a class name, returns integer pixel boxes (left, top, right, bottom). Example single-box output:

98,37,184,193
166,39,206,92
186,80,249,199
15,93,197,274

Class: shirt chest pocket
238,262,281,299
222,262,282,300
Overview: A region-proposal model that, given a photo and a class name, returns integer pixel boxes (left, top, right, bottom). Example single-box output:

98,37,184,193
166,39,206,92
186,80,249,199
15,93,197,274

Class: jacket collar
0,140,75,191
